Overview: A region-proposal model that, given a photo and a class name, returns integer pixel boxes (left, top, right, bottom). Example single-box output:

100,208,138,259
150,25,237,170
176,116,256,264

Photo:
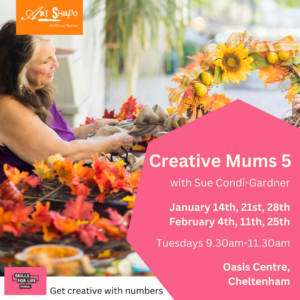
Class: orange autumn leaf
185,52,205,69
258,65,289,88
3,165,41,193
128,169,141,190
53,159,73,184
92,154,110,174
165,87,175,92
173,93,181,105
0,206,12,226
172,72,187,79
80,117,98,126
115,108,126,120
94,175,110,195
105,208,130,234
115,95,144,120
10,202,33,223
76,223,108,247
3,164,28,186
92,154,139,201
278,36,295,43
285,82,300,104
31,202,51,223
200,93,232,112
166,107,177,115
94,193,105,203
96,218,125,240
63,194,93,221
76,183,91,198
73,161,95,181
101,169,124,195
41,224,61,242
177,95,186,115
171,78,183,83
50,211,78,235
66,182,77,195
25,175,42,190
210,94,232,111
186,89,195,99
2,224,25,238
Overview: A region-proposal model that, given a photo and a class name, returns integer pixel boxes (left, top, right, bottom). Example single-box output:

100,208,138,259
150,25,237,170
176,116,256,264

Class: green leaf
212,65,223,85
207,68,214,76
248,51,270,71
282,57,300,67
291,76,300,84
248,50,259,56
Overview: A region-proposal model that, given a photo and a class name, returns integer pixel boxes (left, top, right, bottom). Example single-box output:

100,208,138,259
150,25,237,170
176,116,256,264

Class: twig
42,184,56,191
37,184,64,202
23,196,65,202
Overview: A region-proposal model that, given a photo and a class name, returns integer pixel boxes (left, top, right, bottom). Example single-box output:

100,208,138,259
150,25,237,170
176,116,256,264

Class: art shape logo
16,0,83,35
4,267,47,295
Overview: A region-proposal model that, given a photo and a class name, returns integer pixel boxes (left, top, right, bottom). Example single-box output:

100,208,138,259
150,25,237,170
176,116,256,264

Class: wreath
166,30,300,120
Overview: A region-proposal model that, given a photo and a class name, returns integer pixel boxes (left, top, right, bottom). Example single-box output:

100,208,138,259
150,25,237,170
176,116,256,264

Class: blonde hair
0,21,56,124
18,35,54,90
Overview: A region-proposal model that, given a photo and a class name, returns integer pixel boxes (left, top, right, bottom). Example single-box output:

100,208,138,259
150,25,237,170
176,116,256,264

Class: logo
4,267,47,295
21,6,79,22
16,0,83,35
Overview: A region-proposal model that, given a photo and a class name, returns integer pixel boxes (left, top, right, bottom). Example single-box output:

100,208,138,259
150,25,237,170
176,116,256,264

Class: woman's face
27,40,59,91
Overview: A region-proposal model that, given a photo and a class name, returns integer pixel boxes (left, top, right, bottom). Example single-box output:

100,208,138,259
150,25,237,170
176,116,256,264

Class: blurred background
1,0,300,126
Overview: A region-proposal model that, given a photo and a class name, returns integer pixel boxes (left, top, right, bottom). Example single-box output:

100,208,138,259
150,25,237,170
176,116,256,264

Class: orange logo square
16,0,83,35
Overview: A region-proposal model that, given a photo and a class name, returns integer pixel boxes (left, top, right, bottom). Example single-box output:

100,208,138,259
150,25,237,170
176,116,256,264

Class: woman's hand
106,133,137,155
91,119,119,134
292,94,300,115
72,119,119,139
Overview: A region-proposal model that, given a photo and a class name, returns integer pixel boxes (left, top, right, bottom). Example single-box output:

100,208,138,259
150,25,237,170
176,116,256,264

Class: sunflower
214,43,253,84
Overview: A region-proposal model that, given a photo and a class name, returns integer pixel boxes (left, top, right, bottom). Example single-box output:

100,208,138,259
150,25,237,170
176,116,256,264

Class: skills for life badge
4,267,47,295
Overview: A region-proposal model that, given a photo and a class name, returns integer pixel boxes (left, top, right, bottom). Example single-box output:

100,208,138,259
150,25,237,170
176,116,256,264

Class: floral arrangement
31,153,140,203
167,30,300,120
0,154,139,247
81,96,144,126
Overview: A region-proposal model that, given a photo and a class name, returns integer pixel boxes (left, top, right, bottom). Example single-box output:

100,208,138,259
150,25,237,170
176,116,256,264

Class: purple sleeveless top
0,100,75,183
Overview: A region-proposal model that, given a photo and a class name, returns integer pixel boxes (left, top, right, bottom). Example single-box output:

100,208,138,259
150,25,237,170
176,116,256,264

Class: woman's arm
72,119,119,139
0,98,135,164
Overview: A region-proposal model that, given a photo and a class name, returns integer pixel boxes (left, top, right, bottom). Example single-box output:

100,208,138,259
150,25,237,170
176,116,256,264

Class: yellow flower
33,160,55,180
214,43,253,84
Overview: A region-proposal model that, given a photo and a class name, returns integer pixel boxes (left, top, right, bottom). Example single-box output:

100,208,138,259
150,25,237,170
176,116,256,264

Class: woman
0,20,136,183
